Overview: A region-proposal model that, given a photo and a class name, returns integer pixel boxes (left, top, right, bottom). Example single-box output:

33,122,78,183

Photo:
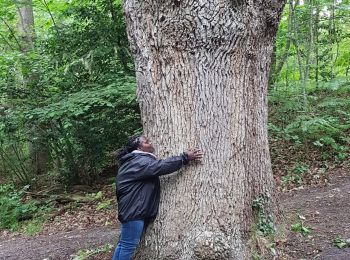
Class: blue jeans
112,220,145,260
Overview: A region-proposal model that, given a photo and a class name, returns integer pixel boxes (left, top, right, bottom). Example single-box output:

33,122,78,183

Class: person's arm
135,149,203,179
135,154,187,179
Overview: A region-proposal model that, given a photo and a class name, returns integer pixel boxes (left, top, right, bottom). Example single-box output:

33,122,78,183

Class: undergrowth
0,184,52,232
269,80,350,188
250,193,277,260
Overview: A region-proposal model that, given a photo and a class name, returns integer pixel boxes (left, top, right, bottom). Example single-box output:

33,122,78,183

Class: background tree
0,0,140,186
123,0,286,259
269,0,350,171
16,0,50,176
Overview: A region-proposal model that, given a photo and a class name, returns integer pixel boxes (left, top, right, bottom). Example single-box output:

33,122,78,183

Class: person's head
115,135,155,163
137,136,155,153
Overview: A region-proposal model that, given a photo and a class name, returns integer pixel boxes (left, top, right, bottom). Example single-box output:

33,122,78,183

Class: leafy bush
281,162,309,185
23,219,43,236
268,82,350,161
0,0,140,186
284,115,349,156
24,77,141,185
0,185,37,230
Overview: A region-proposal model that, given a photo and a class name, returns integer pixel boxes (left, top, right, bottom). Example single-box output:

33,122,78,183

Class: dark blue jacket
116,152,188,223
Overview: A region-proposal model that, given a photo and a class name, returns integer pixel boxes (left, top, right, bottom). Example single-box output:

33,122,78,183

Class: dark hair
115,135,142,163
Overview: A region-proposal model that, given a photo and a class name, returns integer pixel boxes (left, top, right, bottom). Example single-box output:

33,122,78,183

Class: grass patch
72,243,113,260
22,219,43,236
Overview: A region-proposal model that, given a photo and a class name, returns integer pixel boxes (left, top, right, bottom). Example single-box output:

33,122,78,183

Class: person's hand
185,149,204,162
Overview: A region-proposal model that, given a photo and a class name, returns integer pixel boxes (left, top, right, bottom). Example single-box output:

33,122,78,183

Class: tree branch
0,32,16,51
269,0,293,85
39,0,61,38
0,17,22,50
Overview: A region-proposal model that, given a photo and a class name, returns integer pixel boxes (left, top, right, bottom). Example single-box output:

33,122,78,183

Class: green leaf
332,237,349,249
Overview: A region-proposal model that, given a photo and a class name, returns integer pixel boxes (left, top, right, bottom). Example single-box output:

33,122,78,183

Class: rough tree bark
123,0,286,259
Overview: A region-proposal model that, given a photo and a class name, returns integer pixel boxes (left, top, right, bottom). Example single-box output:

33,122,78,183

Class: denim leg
112,220,145,260
112,242,121,260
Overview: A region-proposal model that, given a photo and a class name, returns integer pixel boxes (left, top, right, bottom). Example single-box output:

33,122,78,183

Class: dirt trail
279,174,350,259
0,174,349,259
0,227,117,260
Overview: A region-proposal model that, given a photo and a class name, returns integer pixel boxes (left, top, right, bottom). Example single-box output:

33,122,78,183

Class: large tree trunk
123,1,286,259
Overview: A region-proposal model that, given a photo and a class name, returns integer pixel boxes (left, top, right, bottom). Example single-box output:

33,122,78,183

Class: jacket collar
131,150,157,159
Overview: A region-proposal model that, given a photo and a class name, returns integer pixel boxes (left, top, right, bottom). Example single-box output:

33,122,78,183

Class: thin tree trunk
331,0,336,78
314,0,320,89
269,0,293,87
303,0,314,97
107,0,132,73
294,40,309,110
346,56,350,79
331,0,340,78
291,0,309,110
39,0,60,37
269,43,277,89
123,1,286,259
16,0,35,53
16,0,48,176
285,58,290,89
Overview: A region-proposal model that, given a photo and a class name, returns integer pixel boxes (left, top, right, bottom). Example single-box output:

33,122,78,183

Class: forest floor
277,166,350,260
0,165,349,259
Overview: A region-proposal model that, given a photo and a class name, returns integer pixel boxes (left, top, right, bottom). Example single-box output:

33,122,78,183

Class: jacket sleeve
135,154,189,180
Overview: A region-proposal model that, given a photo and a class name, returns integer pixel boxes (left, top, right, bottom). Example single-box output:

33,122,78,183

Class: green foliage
252,195,275,237
72,243,113,260
291,222,311,235
332,237,349,249
269,82,350,161
281,162,309,185
273,0,350,87
252,252,262,260
23,218,43,236
269,0,350,172
25,76,140,185
285,115,346,143
0,0,141,186
0,184,37,230
0,184,53,231
0,141,33,185
291,215,311,236
87,191,103,200
0,0,349,193
85,191,113,210
96,199,113,211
